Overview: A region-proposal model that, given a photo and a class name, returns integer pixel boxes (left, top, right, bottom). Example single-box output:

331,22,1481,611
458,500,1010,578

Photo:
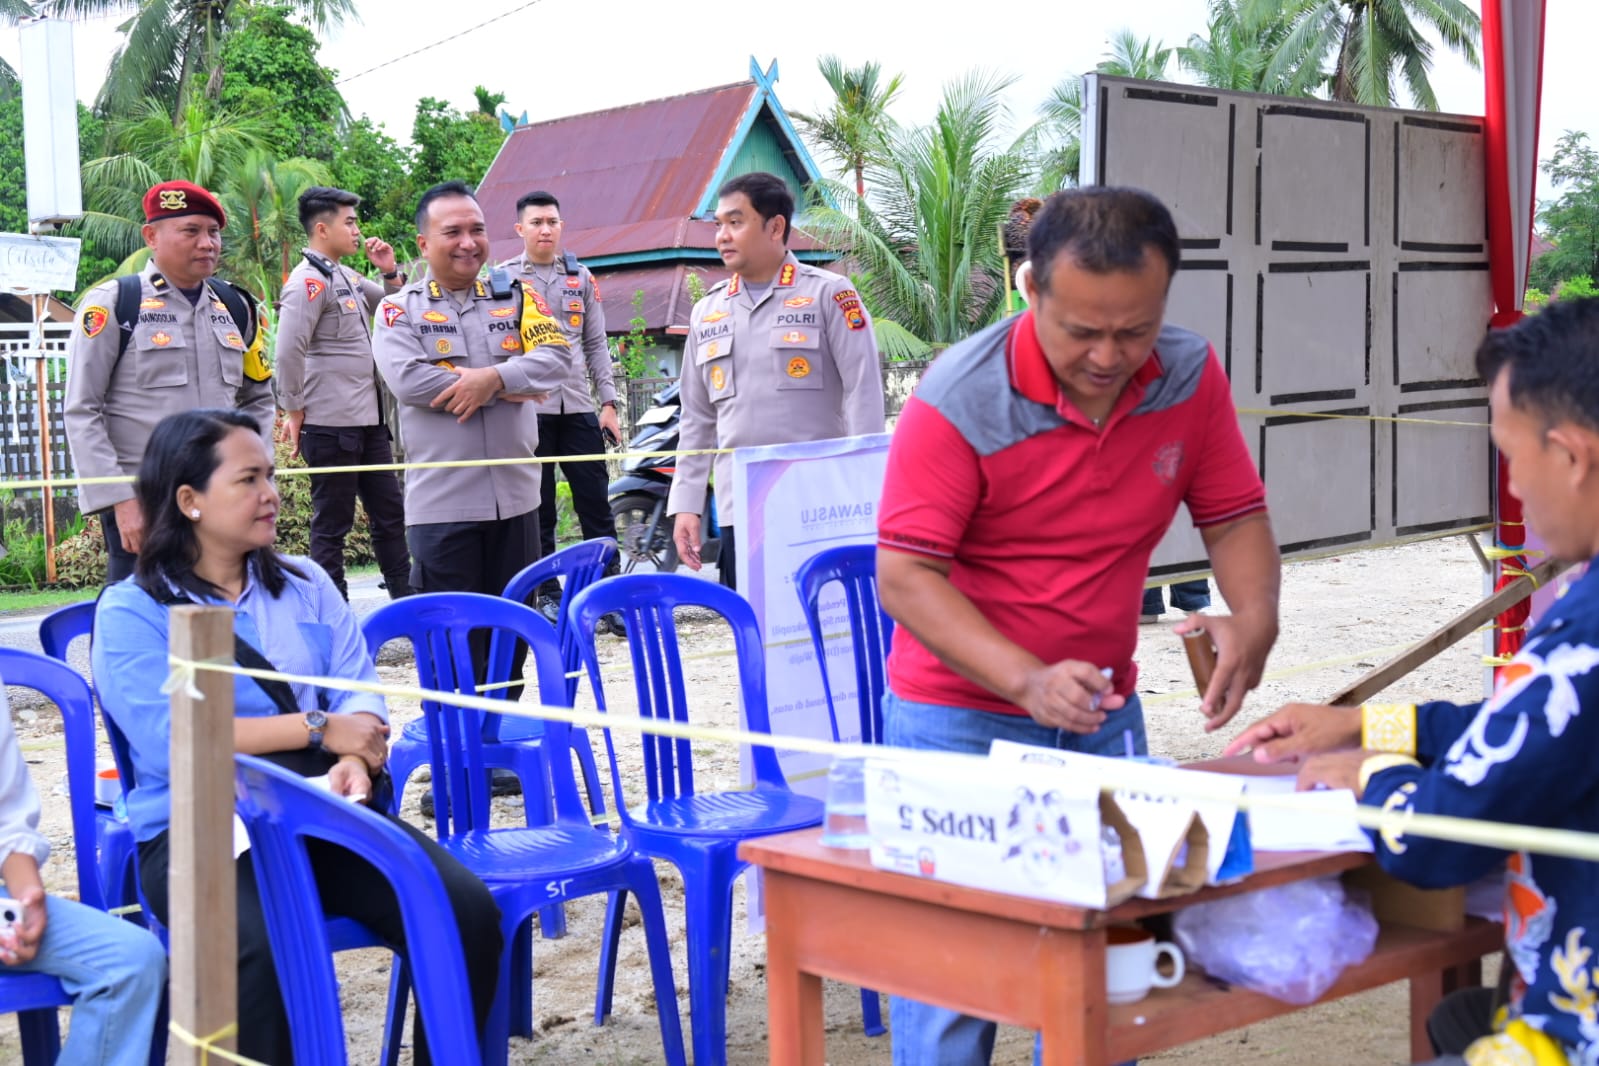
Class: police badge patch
80,306,109,338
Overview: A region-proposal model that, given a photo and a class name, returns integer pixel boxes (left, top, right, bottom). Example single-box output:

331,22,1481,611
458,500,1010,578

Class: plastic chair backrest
567,574,787,814
501,538,618,704
794,545,894,746
360,593,584,836
0,649,105,911
38,601,96,663
233,754,481,1066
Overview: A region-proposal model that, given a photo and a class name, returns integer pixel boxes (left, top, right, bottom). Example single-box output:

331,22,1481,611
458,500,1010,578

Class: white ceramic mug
1105,925,1185,1004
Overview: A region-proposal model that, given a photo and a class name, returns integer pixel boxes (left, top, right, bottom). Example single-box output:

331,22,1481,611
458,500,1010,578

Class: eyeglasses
524,217,562,230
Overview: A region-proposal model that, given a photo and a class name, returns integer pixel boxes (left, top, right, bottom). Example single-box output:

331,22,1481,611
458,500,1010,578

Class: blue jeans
1142,579,1210,616
882,690,1145,1066
8,895,167,1066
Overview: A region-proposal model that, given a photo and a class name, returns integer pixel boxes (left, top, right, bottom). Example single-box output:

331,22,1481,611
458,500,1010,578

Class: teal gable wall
722,110,807,198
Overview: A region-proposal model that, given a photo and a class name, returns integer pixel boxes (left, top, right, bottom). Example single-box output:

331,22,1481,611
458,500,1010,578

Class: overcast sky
3,0,1591,186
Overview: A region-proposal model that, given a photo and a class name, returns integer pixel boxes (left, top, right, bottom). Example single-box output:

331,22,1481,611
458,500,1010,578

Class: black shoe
419,769,521,817
535,593,561,625
600,611,627,638
419,787,434,819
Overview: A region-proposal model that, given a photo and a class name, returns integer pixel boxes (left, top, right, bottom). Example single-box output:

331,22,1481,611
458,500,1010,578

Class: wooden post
1325,556,1568,706
31,294,56,584
168,606,238,1064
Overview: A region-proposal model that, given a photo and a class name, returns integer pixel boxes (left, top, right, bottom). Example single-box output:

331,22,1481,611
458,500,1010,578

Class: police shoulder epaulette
706,278,732,295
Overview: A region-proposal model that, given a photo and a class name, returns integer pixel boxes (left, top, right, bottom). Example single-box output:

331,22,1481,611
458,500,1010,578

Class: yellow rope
166,1020,257,1065
168,654,1599,863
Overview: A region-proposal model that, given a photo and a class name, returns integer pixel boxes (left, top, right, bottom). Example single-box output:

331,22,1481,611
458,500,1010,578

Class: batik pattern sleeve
1182,352,1266,528
1361,632,1599,887
876,396,980,560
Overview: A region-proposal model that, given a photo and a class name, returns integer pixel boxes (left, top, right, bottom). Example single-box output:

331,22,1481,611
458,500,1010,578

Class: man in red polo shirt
876,186,1282,1065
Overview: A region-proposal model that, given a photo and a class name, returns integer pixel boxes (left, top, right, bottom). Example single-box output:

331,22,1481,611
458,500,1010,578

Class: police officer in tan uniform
498,190,624,631
275,186,413,601
65,180,275,583
372,180,573,601
668,171,885,590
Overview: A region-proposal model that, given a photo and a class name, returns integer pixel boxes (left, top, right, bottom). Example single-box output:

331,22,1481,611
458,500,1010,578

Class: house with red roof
476,57,835,377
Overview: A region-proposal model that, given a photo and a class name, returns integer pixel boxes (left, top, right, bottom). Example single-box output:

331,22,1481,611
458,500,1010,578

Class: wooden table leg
1409,968,1446,1065
765,872,826,1066
1038,929,1107,1066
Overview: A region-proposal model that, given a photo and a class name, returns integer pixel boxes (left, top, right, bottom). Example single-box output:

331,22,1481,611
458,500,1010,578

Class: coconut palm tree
225,149,331,301
1250,0,1480,108
1178,0,1306,94
1034,31,1172,192
807,71,1032,346
5,0,356,120
72,94,269,271
791,55,905,198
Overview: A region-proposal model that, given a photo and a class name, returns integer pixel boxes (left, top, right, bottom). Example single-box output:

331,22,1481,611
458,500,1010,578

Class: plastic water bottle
819,757,870,850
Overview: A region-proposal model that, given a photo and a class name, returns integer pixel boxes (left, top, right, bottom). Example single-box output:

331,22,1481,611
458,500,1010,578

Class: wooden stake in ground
1325,556,1568,706
168,606,238,1064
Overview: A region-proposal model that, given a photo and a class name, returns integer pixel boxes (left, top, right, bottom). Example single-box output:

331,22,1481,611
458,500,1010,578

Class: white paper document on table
1231,775,1373,853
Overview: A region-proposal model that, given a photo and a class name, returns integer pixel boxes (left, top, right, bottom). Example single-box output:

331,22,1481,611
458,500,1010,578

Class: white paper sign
0,232,80,292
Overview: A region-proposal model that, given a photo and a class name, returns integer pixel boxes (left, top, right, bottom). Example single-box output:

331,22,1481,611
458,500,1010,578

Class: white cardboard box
864,751,1145,909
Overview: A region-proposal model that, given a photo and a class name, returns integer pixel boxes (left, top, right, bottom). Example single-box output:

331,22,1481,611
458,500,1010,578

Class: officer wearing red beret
64,180,276,582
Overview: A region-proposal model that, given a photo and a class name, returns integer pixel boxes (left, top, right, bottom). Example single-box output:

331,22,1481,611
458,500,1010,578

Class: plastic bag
1172,876,1378,1004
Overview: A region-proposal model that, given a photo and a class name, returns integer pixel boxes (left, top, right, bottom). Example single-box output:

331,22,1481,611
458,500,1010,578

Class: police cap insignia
80,306,109,338
143,180,226,226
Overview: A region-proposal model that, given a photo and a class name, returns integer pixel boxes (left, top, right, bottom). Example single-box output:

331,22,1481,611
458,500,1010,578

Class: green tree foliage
1034,31,1172,192
790,56,905,198
1251,0,1479,108
410,96,508,192
1179,0,1307,94
218,3,348,162
808,72,1032,346
330,116,417,258
0,96,117,296
225,149,331,301
1531,132,1599,294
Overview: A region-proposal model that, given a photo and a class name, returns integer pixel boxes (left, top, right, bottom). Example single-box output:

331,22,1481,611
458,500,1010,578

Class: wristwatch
304,709,328,750
381,269,401,281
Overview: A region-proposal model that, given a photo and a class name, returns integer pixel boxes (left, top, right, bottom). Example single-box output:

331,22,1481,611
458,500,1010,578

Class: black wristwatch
381,269,401,281
304,709,328,750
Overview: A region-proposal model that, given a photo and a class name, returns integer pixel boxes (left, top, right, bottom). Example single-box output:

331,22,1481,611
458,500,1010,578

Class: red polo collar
1006,310,1165,413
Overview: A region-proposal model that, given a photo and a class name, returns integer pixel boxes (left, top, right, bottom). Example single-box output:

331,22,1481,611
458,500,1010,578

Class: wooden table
741,829,1501,1065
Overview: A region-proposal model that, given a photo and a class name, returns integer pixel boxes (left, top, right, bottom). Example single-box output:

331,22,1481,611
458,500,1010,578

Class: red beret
143,180,226,227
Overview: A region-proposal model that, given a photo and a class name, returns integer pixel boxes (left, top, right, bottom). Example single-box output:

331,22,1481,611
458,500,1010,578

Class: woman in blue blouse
93,408,501,1064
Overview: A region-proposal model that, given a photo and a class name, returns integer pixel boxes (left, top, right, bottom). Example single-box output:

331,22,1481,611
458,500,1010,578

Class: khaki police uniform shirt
64,264,276,514
371,275,572,525
498,252,616,415
667,252,885,520
273,249,387,426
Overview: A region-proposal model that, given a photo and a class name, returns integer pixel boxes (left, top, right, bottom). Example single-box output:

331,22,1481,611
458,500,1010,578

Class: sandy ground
0,535,1503,1064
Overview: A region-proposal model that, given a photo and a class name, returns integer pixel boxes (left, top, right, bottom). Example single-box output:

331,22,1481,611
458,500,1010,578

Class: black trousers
138,822,503,1066
408,510,540,694
299,423,412,600
535,412,618,591
99,505,138,584
718,524,737,591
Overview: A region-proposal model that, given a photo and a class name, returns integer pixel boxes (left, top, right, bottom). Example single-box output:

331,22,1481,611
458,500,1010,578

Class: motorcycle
608,381,722,574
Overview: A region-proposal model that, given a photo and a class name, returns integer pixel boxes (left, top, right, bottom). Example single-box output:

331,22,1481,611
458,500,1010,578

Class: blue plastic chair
361,593,686,1066
0,648,159,1065
232,754,484,1066
97,673,407,1066
385,538,614,825
794,544,895,747
568,574,824,1066
794,544,893,1036
36,601,140,924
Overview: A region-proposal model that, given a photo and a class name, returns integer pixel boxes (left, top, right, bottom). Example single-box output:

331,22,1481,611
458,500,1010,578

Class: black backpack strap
113,274,142,361
207,278,259,349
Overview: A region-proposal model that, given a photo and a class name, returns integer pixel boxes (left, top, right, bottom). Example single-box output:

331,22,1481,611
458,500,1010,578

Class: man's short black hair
516,190,560,216
415,180,477,233
298,186,361,235
1477,297,1599,433
718,172,795,245
1027,187,1181,290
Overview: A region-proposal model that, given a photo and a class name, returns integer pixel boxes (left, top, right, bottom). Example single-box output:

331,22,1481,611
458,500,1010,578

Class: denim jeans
1142,579,1210,617
8,895,167,1066
882,689,1145,1066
